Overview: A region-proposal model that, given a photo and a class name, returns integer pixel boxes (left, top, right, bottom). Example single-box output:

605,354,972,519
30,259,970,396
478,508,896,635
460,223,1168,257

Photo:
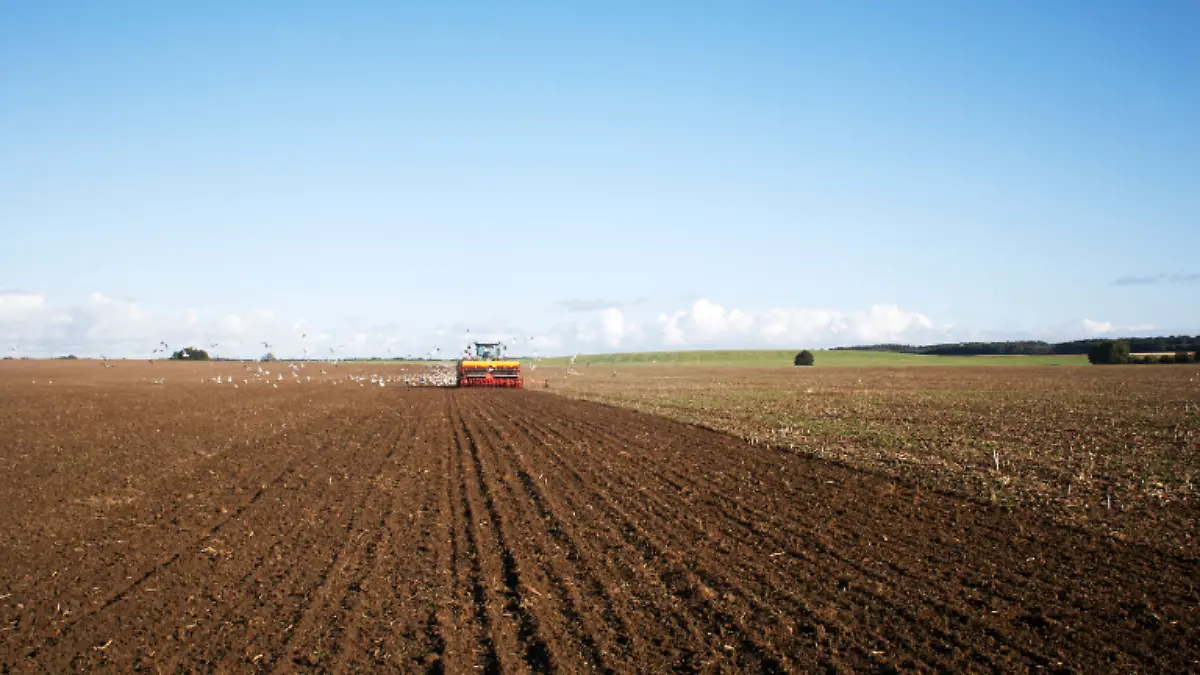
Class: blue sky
2,1,1197,357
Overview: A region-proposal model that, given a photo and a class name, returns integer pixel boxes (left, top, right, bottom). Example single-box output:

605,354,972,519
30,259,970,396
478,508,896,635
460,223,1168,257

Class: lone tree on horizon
794,350,815,366
1086,340,1130,365
170,346,210,361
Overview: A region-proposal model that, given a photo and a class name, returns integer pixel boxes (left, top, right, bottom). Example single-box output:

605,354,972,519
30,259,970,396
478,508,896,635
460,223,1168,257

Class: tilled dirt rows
1,383,1196,672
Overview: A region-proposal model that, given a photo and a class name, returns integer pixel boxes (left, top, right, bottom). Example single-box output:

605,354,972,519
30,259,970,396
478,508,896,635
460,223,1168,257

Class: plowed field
1,363,1196,672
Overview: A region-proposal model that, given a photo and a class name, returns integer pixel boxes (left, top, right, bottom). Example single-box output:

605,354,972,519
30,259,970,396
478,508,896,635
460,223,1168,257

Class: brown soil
0,362,1196,672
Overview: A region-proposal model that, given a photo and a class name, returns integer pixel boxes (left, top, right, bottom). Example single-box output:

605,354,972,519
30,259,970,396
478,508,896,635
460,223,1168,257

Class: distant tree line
834,335,1200,356
1127,351,1198,365
1086,340,1198,365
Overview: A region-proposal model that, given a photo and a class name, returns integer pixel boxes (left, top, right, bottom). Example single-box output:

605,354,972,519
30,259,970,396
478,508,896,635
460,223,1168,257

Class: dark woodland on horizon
834,335,1200,356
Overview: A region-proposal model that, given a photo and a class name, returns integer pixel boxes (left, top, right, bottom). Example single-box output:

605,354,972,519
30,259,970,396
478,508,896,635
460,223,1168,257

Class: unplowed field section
1,384,1196,672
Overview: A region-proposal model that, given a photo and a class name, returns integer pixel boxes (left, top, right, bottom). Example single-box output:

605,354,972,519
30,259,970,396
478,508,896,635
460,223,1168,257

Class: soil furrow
471,409,635,668
448,396,505,674
274,409,423,671
457,394,616,672
18,409,337,660
499,395,960,668
494,400,723,659
453,396,556,673
492,395,801,671
286,406,422,671
23,407,376,671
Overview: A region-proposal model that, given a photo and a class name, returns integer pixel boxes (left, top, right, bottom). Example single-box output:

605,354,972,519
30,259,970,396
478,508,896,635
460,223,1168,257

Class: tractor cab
472,342,504,360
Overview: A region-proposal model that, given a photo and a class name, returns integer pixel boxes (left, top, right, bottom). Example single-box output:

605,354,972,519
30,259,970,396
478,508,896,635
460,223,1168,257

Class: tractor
457,342,523,388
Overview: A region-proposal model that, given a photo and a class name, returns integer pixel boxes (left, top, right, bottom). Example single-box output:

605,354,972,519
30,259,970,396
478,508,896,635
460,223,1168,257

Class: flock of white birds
10,334,568,389
183,362,463,389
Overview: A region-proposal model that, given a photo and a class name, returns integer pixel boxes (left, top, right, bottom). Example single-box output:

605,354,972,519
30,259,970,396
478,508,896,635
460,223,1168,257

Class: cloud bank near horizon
0,289,1166,359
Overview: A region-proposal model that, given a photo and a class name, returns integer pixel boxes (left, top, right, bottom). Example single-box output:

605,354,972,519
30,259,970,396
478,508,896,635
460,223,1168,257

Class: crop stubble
0,363,1196,672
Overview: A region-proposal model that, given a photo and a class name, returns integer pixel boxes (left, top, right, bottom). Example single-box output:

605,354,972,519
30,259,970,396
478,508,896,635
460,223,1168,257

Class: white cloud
528,334,560,351
0,290,47,320
1081,319,1156,336
599,308,630,347
657,299,939,348
0,290,64,349
220,313,246,335
1082,319,1115,334
660,311,686,346
549,306,644,352
0,290,299,358
660,299,757,346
